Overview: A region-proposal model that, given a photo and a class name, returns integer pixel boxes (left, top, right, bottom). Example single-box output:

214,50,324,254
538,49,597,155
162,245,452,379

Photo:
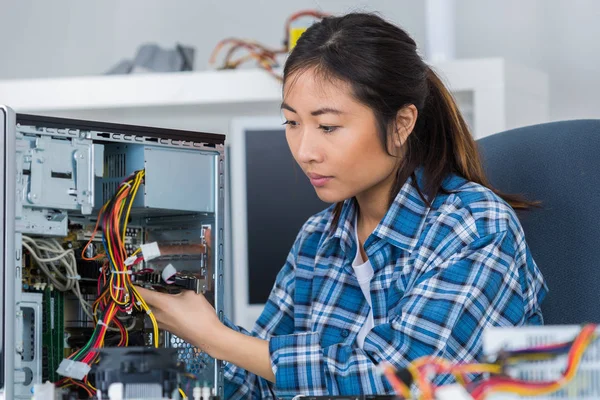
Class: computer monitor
227,117,328,330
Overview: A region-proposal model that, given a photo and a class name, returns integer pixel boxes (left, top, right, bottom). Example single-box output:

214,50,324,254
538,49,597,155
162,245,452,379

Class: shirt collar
324,167,431,255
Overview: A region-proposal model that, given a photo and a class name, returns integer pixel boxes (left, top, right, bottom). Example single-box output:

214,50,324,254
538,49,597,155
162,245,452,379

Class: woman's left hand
135,286,224,357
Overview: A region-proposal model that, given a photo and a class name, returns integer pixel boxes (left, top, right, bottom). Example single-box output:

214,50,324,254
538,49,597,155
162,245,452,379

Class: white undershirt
352,214,374,349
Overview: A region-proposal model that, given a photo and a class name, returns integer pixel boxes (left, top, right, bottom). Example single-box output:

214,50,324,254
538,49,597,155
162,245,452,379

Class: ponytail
416,67,535,209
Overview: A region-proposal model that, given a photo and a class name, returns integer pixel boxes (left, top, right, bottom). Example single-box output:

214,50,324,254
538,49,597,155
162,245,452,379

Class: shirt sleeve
268,230,537,397
223,241,297,399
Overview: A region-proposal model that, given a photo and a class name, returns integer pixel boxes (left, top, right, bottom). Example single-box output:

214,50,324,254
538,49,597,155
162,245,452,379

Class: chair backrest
477,120,600,325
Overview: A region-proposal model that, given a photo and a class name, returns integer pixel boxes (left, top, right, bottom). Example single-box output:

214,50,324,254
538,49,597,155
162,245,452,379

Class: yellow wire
122,170,144,240
482,326,596,398
106,173,145,305
131,284,159,347
179,388,187,399
91,171,158,363
455,363,502,375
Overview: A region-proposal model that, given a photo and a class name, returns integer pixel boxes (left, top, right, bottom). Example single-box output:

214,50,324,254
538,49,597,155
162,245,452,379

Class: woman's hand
135,228,275,382
135,227,224,356
135,286,224,357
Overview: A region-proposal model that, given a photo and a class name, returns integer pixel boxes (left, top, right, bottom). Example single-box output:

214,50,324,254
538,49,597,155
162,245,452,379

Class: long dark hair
283,13,534,221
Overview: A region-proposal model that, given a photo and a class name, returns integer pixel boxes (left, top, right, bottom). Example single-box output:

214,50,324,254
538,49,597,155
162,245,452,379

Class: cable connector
124,255,138,266
162,263,177,284
141,242,161,261
56,359,91,380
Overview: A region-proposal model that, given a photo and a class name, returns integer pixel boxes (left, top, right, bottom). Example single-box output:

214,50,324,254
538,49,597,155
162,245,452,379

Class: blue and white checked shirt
224,169,547,399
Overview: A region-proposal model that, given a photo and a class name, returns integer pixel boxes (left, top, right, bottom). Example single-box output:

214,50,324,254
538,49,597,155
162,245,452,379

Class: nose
295,127,324,165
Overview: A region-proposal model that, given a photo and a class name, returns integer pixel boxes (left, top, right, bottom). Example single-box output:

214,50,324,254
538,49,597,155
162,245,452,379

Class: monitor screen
228,117,328,329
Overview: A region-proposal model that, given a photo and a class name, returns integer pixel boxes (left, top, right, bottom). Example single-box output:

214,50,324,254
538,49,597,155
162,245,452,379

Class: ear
392,104,418,148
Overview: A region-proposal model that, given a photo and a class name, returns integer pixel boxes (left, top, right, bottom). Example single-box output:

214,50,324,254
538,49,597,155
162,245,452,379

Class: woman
137,12,547,399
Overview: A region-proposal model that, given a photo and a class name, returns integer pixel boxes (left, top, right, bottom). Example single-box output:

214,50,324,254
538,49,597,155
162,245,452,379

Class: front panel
1,106,17,399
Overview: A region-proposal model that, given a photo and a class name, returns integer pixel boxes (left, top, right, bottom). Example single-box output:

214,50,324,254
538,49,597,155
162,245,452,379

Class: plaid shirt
224,169,547,399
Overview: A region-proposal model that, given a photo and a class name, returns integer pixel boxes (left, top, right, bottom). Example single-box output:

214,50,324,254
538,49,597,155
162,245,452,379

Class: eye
282,120,299,128
318,125,338,134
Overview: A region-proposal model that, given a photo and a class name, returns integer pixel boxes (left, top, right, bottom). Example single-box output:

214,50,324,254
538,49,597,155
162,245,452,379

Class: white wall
0,1,598,121
456,0,600,121
0,0,425,78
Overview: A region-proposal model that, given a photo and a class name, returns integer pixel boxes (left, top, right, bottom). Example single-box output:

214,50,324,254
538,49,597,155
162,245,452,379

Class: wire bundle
469,324,597,400
56,169,159,397
380,324,598,400
21,236,93,320
209,9,329,80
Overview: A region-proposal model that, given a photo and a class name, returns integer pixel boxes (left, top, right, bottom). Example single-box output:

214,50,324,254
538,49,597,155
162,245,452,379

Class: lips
307,173,330,180
307,173,333,188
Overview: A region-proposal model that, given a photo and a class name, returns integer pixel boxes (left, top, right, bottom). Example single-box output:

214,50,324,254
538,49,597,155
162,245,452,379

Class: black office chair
477,120,600,325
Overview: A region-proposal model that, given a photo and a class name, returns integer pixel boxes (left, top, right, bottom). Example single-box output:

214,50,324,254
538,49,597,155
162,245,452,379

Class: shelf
0,69,282,111
0,58,548,139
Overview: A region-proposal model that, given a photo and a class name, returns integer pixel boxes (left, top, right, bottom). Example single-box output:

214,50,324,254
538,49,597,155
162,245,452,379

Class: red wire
470,324,597,400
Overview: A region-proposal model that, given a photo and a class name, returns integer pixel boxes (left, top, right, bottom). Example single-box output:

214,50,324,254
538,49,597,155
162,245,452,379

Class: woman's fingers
135,286,168,308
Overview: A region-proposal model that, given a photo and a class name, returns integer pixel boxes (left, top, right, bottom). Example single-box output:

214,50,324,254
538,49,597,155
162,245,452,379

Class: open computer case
0,106,225,399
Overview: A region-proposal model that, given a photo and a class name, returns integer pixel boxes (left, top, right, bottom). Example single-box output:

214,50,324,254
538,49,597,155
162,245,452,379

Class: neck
355,171,396,235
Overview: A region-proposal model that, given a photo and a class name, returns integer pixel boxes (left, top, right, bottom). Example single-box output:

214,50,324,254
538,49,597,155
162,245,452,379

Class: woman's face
282,68,401,204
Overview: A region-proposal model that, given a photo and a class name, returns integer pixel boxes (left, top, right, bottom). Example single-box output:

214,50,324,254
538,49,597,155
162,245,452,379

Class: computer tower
0,106,225,399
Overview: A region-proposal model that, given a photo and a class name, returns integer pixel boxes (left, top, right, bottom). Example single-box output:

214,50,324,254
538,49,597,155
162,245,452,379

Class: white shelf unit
0,57,548,139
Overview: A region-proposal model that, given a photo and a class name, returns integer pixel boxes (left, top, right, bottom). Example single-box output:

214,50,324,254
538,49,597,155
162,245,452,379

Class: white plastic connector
161,263,177,284
141,242,161,261
32,381,56,400
193,386,202,400
56,358,91,380
124,255,138,266
435,384,474,400
107,382,124,400
201,386,211,399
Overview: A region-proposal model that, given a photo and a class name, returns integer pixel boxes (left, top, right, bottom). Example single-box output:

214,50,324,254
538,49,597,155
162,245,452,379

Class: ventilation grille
123,383,162,398
170,335,211,376
106,152,127,178
102,181,119,204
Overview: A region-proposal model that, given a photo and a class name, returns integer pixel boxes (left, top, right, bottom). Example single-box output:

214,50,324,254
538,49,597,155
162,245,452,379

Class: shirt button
341,329,350,338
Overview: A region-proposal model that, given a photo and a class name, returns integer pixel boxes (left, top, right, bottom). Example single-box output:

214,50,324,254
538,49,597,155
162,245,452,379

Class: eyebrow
280,102,345,116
